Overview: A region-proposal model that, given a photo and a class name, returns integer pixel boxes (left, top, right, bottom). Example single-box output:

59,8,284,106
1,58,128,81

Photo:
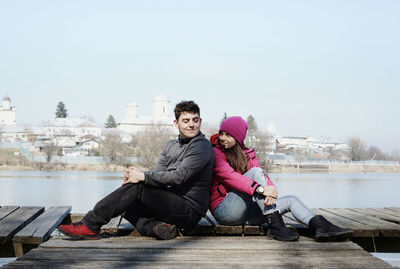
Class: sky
0,0,399,152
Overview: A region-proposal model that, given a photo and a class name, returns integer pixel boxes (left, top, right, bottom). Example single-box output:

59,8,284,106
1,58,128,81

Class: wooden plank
2,260,393,269
349,208,400,225
385,207,400,215
0,206,20,221
323,208,400,237
214,225,242,235
375,208,400,220
314,208,379,237
4,237,392,269
13,206,71,244
17,248,387,262
0,207,44,244
40,235,361,250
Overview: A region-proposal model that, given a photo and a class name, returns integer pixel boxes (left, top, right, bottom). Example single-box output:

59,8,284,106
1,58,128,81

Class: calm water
1,170,400,267
1,170,399,212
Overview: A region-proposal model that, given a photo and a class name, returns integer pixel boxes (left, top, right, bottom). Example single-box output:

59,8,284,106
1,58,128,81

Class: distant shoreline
1,163,400,174
265,163,400,173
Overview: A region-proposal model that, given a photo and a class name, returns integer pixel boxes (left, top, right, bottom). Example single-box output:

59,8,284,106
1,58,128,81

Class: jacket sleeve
144,140,212,187
213,147,259,196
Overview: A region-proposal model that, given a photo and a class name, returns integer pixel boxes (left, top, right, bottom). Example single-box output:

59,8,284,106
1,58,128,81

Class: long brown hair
221,142,248,174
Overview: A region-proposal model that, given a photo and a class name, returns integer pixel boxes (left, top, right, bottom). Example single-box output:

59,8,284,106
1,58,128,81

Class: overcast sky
1,0,399,152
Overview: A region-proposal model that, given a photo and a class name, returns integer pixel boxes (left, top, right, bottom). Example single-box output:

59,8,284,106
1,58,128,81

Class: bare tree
245,131,271,166
366,146,387,160
43,144,59,163
348,137,366,161
327,148,349,161
99,132,131,165
132,125,174,169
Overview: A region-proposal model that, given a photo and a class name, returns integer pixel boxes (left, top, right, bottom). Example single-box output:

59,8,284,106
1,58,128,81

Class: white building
0,126,43,143
42,117,101,145
118,93,175,134
0,95,17,126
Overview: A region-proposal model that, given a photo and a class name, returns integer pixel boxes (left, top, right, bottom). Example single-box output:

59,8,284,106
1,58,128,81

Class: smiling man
58,101,214,240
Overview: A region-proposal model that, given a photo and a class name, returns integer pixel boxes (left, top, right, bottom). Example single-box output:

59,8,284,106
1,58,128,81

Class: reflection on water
0,170,399,212
271,173,400,209
0,170,122,212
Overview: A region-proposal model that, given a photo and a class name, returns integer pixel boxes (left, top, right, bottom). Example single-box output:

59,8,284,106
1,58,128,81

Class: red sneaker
58,222,100,240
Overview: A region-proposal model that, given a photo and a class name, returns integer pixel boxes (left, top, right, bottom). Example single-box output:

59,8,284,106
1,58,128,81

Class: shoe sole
58,227,101,240
153,224,177,240
315,231,353,242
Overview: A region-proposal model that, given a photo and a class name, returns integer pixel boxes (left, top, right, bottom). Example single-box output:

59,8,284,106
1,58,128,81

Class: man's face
174,112,201,139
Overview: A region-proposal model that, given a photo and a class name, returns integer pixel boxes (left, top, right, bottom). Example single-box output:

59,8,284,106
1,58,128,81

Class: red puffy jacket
209,134,275,212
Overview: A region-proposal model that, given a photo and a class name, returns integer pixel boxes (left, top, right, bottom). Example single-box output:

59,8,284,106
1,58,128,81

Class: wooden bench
12,206,71,257
0,206,44,245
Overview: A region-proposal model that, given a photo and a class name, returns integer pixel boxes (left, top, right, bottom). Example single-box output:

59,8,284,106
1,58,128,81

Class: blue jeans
212,167,315,226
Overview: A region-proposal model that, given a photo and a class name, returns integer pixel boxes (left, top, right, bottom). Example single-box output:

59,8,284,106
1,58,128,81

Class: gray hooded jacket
144,133,214,216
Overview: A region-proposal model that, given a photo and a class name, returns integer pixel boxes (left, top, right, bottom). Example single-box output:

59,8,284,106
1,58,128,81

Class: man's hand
123,167,145,185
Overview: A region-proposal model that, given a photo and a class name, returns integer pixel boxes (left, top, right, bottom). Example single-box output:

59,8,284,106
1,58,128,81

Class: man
58,100,214,240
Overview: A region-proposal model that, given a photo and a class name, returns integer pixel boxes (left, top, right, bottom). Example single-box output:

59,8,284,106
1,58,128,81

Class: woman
210,116,352,241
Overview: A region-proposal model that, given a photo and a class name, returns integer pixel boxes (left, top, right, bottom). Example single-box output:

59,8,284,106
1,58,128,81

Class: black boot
265,211,299,241
308,215,352,242
152,222,178,240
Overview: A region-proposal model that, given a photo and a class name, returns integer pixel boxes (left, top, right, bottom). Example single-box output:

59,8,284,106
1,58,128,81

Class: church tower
125,102,138,122
0,95,16,126
152,93,171,120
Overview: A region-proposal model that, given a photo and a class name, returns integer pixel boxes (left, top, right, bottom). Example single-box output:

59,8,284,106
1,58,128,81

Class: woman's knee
213,208,247,225
244,167,266,184
212,194,248,225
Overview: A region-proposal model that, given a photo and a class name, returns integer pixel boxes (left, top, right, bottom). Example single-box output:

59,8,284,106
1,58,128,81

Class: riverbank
0,163,129,172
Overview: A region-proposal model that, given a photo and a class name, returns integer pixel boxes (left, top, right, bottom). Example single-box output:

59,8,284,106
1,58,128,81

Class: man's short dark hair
174,100,200,120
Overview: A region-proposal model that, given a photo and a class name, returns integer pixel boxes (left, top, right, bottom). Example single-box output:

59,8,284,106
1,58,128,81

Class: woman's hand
262,186,278,199
123,167,145,185
264,196,276,206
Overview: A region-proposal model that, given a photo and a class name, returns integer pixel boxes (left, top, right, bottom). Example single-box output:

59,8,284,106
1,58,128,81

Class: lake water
1,170,399,212
1,170,400,267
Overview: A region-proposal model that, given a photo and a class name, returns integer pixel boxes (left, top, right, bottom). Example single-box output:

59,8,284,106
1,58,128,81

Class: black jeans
81,182,201,235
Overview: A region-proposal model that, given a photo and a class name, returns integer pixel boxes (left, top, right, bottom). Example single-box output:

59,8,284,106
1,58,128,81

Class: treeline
348,137,399,162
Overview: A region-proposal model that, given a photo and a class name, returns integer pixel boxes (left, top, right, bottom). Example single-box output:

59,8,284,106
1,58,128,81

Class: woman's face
219,131,237,149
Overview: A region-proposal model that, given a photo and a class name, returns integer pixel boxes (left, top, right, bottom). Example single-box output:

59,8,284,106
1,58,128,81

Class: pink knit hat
219,116,248,148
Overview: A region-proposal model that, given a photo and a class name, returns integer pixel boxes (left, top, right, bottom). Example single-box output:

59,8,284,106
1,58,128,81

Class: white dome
154,93,168,101
3,95,10,102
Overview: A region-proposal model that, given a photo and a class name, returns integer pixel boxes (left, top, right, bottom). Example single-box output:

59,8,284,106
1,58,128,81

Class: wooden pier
2,207,400,268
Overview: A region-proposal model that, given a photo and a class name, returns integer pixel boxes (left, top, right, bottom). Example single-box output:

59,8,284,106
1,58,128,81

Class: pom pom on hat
219,116,248,147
